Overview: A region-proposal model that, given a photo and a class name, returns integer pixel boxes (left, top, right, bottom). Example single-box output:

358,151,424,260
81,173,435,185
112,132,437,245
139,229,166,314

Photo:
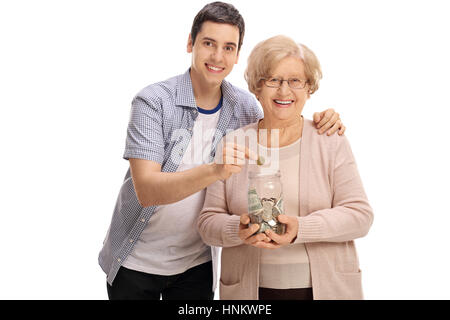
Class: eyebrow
202,37,237,48
271,74,305,79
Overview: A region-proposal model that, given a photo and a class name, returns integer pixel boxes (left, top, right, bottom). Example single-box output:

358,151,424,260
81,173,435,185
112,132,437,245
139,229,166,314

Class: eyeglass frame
261,77,309,89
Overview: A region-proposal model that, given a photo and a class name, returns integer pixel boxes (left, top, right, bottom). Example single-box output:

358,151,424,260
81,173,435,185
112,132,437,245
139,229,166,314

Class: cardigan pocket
334,241,360,274
333,269,363,300
219,279,245,300
335,259,360,274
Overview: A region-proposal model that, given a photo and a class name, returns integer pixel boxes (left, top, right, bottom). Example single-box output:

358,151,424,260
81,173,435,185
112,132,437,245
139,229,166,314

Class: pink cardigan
198,119,374,300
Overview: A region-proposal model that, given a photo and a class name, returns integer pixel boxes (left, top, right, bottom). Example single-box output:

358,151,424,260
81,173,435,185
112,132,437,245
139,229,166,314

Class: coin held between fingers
257,156,265,166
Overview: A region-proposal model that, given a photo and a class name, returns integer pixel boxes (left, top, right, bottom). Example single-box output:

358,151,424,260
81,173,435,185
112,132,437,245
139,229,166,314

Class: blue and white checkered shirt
99,69,263,285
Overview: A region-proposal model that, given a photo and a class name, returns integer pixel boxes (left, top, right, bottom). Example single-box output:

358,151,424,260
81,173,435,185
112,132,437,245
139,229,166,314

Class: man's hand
313,108,346,136
213,143,258,180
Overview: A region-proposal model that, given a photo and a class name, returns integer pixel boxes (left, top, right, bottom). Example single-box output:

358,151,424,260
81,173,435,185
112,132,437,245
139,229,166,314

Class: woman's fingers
253,241,281,249
265,229,297,246
239,214,257,241
238,223,259,241
264,229,286,244
264,215,298,245
244,232,271,245
239,214,271,244
239,214,298,247
240,214,250,225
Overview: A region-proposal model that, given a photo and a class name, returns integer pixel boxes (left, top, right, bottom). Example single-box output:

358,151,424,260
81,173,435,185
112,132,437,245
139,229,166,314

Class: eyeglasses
262,77,308,89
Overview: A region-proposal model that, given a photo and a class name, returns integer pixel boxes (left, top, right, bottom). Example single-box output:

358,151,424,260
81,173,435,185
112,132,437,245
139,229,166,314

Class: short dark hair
191,2,245,51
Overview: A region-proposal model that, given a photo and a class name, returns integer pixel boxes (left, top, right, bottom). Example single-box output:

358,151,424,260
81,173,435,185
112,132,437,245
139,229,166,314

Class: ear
255,88,262,101
306,84,312,99
187,33,193,53
234,49,240,65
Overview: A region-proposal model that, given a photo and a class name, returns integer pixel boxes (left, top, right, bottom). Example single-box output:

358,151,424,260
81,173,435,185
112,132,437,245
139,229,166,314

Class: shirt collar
175,69,197,109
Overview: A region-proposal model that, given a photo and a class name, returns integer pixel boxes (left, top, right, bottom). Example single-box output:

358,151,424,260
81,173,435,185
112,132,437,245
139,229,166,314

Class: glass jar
247,169,286,235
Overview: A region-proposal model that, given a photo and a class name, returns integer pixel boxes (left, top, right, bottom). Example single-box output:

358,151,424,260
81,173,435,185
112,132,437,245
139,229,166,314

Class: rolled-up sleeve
123,96,164,164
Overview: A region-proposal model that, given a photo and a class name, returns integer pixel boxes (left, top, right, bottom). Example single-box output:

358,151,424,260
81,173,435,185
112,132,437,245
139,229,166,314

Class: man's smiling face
187,21,240,87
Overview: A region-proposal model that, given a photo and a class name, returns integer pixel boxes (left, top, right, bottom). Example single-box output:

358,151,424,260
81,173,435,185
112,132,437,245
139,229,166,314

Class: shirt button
141,218,145,223
117,258,121,262
129,239,134,243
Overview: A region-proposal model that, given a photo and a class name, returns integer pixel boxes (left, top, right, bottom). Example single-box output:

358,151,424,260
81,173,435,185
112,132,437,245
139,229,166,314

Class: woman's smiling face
257,56,310,126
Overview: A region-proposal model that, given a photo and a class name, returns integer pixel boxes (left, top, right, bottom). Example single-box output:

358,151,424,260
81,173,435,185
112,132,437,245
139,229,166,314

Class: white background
1,0,449,299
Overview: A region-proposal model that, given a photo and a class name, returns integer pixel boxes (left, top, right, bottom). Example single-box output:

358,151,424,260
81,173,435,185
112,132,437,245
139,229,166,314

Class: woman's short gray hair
244,35,322,95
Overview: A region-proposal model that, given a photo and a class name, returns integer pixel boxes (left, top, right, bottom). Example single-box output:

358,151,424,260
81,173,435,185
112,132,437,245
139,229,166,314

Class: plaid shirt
99,69,263,285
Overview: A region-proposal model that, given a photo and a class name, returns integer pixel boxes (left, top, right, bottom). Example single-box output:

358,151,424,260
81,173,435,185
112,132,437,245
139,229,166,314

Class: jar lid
248,168,281,178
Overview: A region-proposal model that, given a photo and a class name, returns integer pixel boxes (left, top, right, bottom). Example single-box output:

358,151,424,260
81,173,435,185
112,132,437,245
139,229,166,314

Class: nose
278,80,291,94
211,47,224,63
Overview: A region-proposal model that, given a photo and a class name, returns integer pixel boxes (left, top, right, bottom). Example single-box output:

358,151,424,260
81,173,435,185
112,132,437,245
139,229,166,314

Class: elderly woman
197,35,373,300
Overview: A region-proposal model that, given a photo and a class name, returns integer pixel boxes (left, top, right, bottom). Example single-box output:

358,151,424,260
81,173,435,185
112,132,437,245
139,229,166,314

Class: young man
99,1,345,300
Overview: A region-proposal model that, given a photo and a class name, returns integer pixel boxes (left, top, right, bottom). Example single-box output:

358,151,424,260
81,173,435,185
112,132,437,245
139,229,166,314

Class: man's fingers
313,112,321,124
318,112,339,135
230,143,257,161
222,163,242,172
224,147,245,160
245,147,259,161
224,155,245,165
224,143,258,161
223,146,245,165
225,164,242,174
316,108,335,129
326,119,342,136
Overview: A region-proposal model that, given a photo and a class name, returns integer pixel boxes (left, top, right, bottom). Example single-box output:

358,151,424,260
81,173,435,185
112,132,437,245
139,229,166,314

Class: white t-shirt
123,106,221,275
